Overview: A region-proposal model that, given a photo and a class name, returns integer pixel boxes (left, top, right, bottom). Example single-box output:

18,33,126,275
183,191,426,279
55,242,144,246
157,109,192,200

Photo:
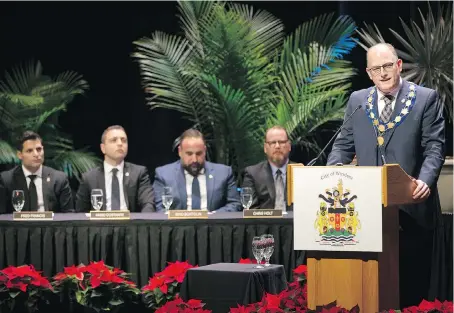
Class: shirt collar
376,77,402,100
104,161,124,174
269,159,289,177
22,165,43,178
184,167,205,177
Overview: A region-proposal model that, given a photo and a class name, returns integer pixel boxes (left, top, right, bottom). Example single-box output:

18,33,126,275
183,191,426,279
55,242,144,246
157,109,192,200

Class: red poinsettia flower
293,265,307,276
230,304,255,313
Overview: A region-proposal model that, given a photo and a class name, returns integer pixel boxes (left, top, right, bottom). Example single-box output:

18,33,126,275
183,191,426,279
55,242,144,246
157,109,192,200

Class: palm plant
0,60,100,179
354,2,453,122
133,1,357,172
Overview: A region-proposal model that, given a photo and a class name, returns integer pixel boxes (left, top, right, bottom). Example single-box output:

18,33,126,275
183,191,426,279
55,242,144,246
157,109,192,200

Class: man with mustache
153,129,241,212
76,125,155,212
327,43,445,308
0,131,74,213
241,126,293,211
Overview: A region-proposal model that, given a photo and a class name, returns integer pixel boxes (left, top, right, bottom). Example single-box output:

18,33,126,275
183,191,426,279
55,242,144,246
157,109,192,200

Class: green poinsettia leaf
108,299,124,306
9,291,20,299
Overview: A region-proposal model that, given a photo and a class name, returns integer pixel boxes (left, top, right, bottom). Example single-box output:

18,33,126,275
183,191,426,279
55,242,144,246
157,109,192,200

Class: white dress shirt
184,168,207,211
104,161,128,211
376,77,402,116
22,165,45,212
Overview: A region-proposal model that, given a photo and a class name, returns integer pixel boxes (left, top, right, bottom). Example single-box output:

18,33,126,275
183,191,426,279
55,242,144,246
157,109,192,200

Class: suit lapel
13,167,30,211
41,166,50,211
205,163,214,210
264,162,275,201
384,81,407,149
122,163,130,209
96,167,107,211
176,164,187,210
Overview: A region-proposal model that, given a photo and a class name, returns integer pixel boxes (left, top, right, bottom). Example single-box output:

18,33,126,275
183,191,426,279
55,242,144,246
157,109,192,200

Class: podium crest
314,179,361,246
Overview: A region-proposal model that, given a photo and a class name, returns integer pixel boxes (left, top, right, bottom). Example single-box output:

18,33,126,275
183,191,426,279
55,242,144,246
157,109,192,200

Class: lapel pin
125,172,129,177
46,177,50,183
209,174,213,179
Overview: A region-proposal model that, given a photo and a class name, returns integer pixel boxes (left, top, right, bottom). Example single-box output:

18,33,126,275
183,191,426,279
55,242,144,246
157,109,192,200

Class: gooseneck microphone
306,104,362,166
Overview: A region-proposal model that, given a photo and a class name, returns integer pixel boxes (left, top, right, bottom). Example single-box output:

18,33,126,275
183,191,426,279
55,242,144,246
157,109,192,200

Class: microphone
306,104,362,166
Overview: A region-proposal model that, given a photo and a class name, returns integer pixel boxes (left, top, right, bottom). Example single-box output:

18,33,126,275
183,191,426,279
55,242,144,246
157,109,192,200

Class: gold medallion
378,124,385,132
387,122,395,129
377,136,384,146
395,116,401,123
406,100,411,106
373,119,379,126
409,91,415,98
368,96,373,103
370,112,375,119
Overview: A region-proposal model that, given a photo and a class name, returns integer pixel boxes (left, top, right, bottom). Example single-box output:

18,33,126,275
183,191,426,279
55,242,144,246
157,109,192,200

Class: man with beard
0,131,74,213
241,126,293,211
76,125,155,212
153,129,241,212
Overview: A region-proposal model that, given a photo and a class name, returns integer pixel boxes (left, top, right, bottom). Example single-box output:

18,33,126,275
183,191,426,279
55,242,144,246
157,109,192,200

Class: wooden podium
287,164,417,312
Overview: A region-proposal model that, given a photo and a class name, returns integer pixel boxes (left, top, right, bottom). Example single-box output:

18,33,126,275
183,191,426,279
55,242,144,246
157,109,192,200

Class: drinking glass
91,189,103,211
261,234,275,266
252,236,265,268
241,187,253,210
162,186,173,214
12,190,25,212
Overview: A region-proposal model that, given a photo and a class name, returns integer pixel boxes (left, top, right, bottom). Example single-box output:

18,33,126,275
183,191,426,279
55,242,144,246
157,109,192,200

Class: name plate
89,211,130,220
243,209,283,218
168,210,209,219
13,211,54,221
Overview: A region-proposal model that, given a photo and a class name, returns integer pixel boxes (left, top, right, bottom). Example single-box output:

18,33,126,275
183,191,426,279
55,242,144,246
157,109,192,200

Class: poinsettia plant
0,264,52,313
379,299,454,313
52,260,140,312
142,260,197,310
155,297,211,313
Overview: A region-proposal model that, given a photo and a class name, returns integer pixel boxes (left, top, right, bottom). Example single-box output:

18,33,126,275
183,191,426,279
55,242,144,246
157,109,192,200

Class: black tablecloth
0,212,304,286
180,263,287,313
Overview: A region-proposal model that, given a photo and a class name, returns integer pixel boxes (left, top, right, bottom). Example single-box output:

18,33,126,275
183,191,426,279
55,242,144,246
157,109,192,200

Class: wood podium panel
289,164,416,312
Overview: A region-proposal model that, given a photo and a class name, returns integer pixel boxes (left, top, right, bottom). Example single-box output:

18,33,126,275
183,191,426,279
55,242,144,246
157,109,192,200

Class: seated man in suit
242,126,292,211
76,125,154,212
153,129,241,212
0,131,74,213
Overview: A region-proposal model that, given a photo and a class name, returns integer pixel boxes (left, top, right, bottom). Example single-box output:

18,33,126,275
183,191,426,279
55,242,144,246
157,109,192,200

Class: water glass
12,190,25,212
261,234,275,266
91,189,103,211
252,236,265,268
241,187,253,210
162,186,173,214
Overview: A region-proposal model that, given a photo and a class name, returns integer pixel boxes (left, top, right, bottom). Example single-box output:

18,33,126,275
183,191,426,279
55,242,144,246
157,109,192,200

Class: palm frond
47,149,101,180
0,140,18,164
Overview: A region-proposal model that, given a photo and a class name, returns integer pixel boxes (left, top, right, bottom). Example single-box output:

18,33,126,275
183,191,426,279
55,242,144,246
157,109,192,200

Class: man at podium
326,43,445,308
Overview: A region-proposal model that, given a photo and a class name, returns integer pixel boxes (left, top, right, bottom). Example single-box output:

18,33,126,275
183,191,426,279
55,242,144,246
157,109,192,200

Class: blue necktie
191,176,201,210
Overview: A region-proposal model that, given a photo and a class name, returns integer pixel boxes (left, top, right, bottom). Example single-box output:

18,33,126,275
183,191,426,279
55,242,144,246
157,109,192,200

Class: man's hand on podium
411,178,430,202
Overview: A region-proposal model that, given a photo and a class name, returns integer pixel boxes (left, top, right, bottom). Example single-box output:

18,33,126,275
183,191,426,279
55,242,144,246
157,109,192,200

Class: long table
0,212,304,286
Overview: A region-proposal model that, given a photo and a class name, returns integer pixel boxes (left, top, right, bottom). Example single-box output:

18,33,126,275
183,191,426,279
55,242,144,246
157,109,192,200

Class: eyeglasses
367,62,396,76
266,140,289,147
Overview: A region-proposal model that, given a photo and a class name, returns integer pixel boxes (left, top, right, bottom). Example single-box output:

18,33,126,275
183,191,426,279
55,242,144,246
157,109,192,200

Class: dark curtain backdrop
0,1,451,179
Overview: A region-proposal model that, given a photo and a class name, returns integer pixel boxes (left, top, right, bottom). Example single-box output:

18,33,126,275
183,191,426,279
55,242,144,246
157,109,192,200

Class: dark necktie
380,95,394,123
275,170,285,210
28,174,38,211
111,168,120,210
191,176,201,210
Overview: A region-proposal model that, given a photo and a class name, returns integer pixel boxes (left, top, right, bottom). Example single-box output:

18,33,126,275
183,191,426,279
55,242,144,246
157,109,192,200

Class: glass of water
91,189,103,211
241,187,253,210
162,186,173,214
12,190,25,212
252,236,265,268
261,234,275,267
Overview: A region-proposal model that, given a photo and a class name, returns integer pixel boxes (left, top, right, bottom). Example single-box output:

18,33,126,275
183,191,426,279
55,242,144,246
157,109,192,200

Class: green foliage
133,1,357,172
0,60,100,178
355,2,453,122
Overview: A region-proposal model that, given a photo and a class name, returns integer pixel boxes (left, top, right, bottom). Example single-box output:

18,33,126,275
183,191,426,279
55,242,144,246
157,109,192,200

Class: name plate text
89,211,130,220
168,210,208,219
13,211,54,221
243,209,283,218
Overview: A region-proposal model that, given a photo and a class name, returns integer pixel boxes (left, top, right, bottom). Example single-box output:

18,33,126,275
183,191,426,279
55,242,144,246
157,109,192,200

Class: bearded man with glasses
241,126,295,211
327,43,445,308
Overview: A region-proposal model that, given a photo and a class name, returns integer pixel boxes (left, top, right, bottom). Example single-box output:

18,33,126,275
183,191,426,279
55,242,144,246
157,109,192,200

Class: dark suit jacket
327,80,445,228
153,160,241,212
0,165,74,213
75,162,155,212
242,160,294,210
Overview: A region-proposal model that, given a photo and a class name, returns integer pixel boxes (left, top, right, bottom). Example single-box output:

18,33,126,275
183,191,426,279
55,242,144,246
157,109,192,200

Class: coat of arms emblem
314,179,361,246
